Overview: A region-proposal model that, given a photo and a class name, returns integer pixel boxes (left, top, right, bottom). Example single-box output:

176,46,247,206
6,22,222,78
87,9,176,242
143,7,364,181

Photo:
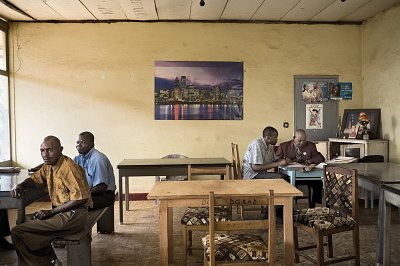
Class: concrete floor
1,199,399,266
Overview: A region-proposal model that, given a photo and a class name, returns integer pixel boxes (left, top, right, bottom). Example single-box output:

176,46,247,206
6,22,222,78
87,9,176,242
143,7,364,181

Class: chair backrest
324,165,358,218
231,143,242,179
187,165,229,180
156,154,188,181
358,155,384,163
207,190,276,265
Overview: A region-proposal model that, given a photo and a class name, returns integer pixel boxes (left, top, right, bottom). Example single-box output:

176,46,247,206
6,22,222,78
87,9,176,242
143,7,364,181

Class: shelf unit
328,138,389,161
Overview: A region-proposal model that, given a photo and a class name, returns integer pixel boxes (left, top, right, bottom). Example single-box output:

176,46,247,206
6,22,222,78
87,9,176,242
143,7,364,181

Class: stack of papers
0,166,21,173
325,156,358,164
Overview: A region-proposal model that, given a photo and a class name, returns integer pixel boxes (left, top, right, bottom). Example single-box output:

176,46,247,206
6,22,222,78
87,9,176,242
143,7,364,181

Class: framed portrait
341,109,381,139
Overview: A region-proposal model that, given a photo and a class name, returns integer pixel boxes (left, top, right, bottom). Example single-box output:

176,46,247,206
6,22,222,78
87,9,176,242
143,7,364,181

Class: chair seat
202,233,268,261
181,207,230,226
294,206,356,230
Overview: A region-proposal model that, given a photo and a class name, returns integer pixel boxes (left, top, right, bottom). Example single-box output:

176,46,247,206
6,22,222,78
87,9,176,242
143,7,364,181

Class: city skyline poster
154,61,243,120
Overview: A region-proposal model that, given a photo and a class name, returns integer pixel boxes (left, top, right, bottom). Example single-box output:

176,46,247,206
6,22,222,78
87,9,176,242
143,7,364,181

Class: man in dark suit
276,129,325,207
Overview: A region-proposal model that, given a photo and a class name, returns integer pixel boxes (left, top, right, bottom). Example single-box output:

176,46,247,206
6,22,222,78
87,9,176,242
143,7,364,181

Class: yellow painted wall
362,4,400,163
9,22,362,191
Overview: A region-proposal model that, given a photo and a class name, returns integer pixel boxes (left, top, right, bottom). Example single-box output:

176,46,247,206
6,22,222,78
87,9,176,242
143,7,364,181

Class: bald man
276,129,325,207
11,136,92,265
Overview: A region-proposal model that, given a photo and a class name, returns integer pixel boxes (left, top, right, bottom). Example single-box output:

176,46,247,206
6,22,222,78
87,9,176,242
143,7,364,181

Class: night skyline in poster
155,61,243,120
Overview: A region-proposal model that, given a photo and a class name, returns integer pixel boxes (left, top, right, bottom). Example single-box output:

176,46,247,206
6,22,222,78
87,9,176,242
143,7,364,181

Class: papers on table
0,167,21,173
325,156,358,164
285,162,307,168
283,163,317,172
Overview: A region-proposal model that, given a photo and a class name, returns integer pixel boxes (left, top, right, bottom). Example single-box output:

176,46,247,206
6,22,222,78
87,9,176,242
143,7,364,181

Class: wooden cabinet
328,138,389,161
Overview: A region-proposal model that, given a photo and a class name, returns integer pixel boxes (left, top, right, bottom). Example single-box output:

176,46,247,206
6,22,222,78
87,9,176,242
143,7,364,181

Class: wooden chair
187,164,230,180
202,190,276,265
231,143,242,179
232,142,265,218
182,165,231,265
293,165,360,265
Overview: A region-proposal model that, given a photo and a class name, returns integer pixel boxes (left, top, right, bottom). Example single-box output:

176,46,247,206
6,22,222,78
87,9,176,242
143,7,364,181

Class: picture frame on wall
341,109,381,139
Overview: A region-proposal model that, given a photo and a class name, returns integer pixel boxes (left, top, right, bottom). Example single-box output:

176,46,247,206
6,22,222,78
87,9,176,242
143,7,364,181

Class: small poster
329,82,353,100
306,104,323,129
301,82,329,102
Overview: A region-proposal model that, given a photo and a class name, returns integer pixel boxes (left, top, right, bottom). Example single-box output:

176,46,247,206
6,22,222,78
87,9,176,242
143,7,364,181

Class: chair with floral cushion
202,190,276,266
293,165,360,265
181,165,230,265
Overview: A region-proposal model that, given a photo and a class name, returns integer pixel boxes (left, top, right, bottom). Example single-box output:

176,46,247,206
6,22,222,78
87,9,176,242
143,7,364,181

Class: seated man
242,126,289,179
74,131,116,210
276,129,325,207
11,136,92,265
0,210,13,250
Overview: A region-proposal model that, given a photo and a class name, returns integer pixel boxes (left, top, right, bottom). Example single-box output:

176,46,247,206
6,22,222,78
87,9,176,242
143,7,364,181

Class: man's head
262,126,278,146
40,136,63,165
293,129,307,149
76,131,95,155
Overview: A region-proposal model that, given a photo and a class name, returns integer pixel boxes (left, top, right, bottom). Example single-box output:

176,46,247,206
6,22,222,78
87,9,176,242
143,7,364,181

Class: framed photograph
341,109,381,139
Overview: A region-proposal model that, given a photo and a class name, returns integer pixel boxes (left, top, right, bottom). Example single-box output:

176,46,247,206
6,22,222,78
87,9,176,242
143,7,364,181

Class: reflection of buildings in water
155,104,242,120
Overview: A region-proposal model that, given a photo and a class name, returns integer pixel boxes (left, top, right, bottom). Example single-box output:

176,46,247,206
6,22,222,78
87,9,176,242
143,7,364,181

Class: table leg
225,165,230,180
168,206,174,263
282,197,295,266
125,176,130,211
289,171,296,186
159,200,168,266
119,175,123,224
17,200,25,224
383,199,392,266
376,188,391,266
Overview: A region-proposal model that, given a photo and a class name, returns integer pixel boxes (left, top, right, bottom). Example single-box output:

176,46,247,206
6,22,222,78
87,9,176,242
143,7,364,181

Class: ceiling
0,0,399,24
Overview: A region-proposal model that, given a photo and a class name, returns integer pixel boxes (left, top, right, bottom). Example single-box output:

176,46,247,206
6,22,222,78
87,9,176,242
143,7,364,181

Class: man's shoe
0,237,14,250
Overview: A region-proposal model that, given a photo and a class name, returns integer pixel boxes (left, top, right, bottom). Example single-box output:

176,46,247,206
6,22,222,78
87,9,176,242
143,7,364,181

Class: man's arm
91,183,107,194
306,143,325,164
33,198,88,220
11,178,37,198
250,158,290,172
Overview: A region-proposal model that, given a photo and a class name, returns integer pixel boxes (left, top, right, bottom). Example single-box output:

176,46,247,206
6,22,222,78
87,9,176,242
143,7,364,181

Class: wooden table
337,162,400,265
117,157,231,224
147,179,302,266
279,166,324,185
0,170,48,224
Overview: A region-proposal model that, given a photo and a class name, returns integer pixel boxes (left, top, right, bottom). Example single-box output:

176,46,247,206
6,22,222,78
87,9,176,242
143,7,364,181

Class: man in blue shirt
74,131,116,210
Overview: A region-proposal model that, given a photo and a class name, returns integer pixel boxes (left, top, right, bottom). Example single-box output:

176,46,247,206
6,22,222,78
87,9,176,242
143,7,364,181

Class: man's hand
33,209,54,220
276,158,291,166
304,160,312,165
11,184,24,199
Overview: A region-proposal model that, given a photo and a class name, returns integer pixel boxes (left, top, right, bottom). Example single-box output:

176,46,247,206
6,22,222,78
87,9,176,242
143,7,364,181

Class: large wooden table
117,158,231,224
0,170,48,224
147,179,302,266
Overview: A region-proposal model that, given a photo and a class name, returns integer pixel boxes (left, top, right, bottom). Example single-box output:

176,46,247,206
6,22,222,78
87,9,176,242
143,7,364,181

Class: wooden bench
52,207,108,266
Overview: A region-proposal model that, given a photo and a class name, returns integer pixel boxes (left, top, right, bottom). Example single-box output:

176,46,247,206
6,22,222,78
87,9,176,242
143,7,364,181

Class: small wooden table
0,170,48,224
117,157,231,224
148,179,302,266
279,166,324,185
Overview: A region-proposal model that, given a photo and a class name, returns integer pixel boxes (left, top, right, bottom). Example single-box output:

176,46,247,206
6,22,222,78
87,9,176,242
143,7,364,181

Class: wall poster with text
306,104,323,129
154,61,243,120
